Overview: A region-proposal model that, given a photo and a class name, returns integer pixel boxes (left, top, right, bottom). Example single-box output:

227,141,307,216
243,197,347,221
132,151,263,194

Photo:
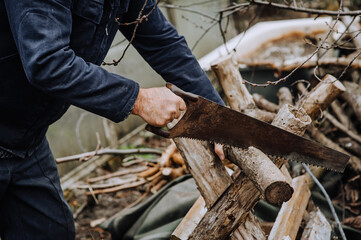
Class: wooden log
297,74,346,120
277,87,293,106
300,208,331,240
174,139,232,208
161,167,184,180
151,179,168,194
225,146,293,206
252,93,279,113
211,55,256,110
341,81,361,123
268,175,311,240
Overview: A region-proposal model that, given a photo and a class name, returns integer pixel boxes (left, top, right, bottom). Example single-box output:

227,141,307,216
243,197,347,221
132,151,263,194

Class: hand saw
146,83,349,172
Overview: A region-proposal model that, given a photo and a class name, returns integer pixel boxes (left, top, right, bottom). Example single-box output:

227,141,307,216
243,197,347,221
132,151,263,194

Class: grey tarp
101,172,361,240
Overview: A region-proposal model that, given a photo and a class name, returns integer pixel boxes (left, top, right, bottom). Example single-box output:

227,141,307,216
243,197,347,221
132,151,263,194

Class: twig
56,148,162,163
242,0,344,87
85,179,146,195
324,112,361,144
86,166,147,183
302,163,347,240
220,0,361,16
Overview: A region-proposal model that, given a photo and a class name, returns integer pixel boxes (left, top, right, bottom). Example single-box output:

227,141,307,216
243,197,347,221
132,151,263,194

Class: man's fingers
214,144,225,161
179,98,186,111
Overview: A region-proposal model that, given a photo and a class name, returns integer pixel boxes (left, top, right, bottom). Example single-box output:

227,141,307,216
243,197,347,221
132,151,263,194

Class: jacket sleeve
119,0,224,105
4,0,139,122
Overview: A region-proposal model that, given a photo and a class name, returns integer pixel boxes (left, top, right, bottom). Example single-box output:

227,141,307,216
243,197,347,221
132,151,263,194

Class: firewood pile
169,50,361,239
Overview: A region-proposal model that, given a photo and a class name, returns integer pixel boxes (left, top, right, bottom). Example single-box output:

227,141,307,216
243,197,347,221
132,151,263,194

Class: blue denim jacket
0,0,223,157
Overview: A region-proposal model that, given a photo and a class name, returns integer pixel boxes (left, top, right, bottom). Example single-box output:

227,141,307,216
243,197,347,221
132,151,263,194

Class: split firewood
252,93,279,113
268,175,311,240
341,81,361,123
300,208,331,240
171,152,185,166
184,74,344,239
171,197,207,240
146,171,162,181
277,87,293,106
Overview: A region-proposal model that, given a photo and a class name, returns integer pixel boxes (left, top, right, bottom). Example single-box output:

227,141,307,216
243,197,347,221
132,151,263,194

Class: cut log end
265,181,294,206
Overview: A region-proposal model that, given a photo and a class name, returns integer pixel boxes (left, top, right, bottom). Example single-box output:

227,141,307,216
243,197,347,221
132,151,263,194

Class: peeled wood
86,179,146,195
268,175,311,240
300,208,331,240
297,74,346,120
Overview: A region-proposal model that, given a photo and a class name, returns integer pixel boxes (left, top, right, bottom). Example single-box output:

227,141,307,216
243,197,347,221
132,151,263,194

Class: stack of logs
169,54,360,239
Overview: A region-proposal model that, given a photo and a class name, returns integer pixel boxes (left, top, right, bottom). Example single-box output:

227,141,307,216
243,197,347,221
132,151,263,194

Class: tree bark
341,81,361,123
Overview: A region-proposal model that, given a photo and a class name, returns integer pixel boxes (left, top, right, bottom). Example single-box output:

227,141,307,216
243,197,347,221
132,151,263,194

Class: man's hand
132,87,186,127
215,143,225,161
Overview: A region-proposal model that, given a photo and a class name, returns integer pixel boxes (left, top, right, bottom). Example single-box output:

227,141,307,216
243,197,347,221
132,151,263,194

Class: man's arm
119,0,224,105
4,0,140,123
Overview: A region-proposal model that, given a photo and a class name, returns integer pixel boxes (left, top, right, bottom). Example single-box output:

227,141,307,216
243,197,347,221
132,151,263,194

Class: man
0,0,224,239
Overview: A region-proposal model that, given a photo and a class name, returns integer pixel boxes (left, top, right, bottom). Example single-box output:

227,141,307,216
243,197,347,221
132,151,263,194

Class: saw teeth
176,137,342,172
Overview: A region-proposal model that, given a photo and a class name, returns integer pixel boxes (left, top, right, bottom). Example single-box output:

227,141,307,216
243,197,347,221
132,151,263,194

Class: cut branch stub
211,55,256,110
297,74,345,119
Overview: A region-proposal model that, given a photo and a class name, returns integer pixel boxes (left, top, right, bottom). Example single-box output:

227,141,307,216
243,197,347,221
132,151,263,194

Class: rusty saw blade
146,83,349,172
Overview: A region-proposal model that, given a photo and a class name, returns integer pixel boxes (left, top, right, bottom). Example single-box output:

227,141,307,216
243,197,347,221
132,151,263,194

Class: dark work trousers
0,138,75,240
